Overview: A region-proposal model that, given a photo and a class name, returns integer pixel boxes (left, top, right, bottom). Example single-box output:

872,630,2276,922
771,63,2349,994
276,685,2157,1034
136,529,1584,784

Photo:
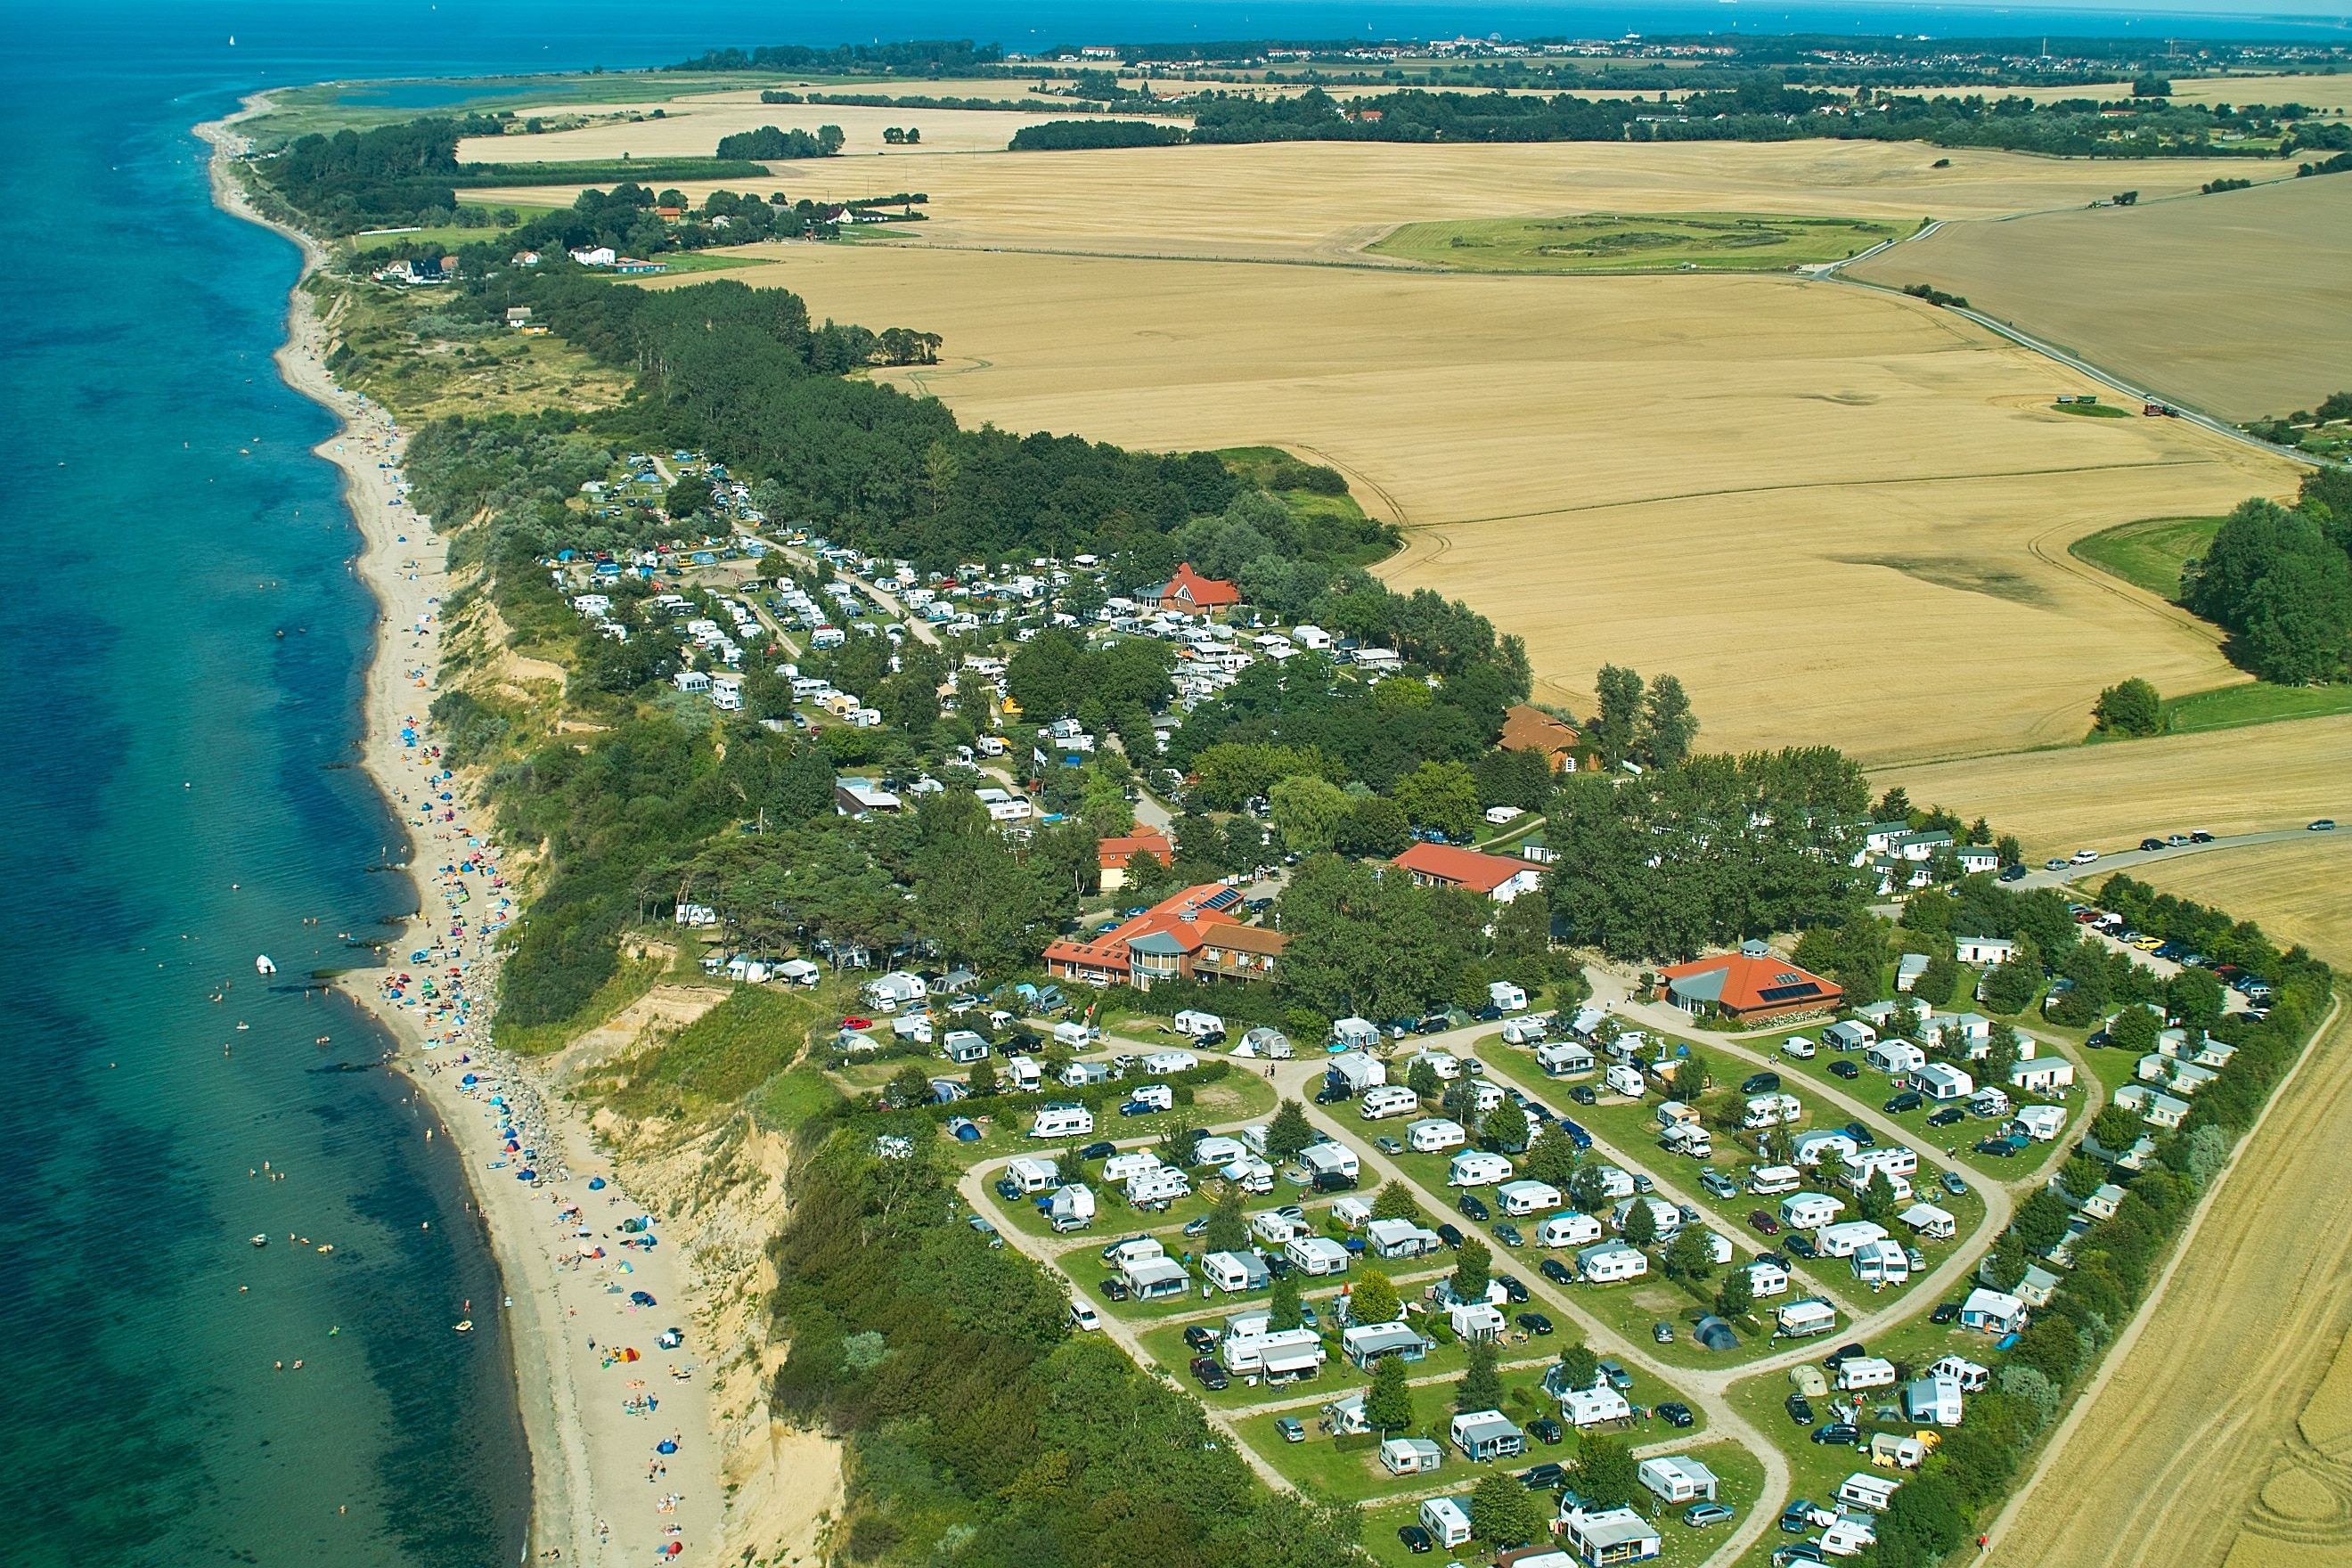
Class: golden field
458,97,1185,162
1849,173,2352,420
2121,835,2352,965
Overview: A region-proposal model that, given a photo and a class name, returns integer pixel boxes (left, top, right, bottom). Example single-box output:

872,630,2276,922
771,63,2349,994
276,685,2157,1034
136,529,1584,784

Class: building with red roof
1654,948,1842,1023
1145,563,1242,615
1042,882,1287,992
1390,842,1548,902
1097,829,1173,892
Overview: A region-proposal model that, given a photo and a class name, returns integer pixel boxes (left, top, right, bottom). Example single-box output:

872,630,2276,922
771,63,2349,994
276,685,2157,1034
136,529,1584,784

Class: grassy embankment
2070,514,2352,735
1368,211,1903,274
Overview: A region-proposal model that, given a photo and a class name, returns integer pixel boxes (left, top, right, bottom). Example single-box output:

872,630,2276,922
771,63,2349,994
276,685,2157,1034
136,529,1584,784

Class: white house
2081,1181,2128,1221
1637,1455,1719,1504
1959,1286,2029,1335
2115,1082,2191,1129
1955,936,2018,966
1915,1061,1974,1101
2012,1058,2077,1095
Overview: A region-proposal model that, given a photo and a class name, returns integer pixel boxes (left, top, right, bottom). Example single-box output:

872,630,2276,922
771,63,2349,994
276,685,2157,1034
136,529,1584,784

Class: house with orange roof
1654,946,1842,1023
1499,704,1592,772
1042,882,1286,991
1097,829,1173,892
1144,563,1242,616
1391,842,1547,902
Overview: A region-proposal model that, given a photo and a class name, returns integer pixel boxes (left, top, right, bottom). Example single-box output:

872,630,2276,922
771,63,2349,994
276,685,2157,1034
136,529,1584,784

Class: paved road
2011,826,2341,894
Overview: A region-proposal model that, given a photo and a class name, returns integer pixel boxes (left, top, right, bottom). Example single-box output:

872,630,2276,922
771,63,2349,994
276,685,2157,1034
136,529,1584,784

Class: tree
967,1056,999,1098
2091,1102,2144,1151
1621,1197,1658,1248
2094,677,2164,737
1717,1265,1754,1319
1637,673,1699,767
1270,1272,1303,1330
1983,1021,2021,1085
2168,967,2225,1029
1270,773,1352,854
1856,1166,1899,1226
1913,953,1958,1008
1980,951,2041,1015
884,1062,931,1108
1407,1058,1442,1101
1204,1185,1248,1254
1393,760,1480,841
1593,665,1645,766
1453,1235,1492,1302
1470,1468,1547,1548
1573,1433,1638,1508
1569,1164,1609,1214
1365,1352,1415,1433
2014,1188,2072,1254
2108,1002,2160,1053
2060,1152,2108,1200
1556,1342,1600,1392
1457,1339,1504,1413
1663,1223,1713,1282
1351,1268,1401,1327
1371,1180,1424,1223
1482,1103,1533,1154
1873,1471,1968,1568
1265,1098,1316,1162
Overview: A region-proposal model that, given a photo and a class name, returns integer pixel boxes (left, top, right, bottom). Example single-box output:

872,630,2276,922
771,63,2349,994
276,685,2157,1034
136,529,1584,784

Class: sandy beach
199,98,725,1568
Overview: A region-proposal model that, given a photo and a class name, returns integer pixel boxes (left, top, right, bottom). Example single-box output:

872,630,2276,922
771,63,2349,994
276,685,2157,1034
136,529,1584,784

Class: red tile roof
1041,882,1280,981
1655,952,1842,1017
1154,563,1241,610
1098,830,1173,870
1391,841,1544,894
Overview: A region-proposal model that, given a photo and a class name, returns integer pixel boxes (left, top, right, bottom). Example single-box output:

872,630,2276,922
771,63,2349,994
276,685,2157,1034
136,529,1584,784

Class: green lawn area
1369,211,1904,274
2160,681,2352,735
2067,513,2223,600
2052,399,2133,419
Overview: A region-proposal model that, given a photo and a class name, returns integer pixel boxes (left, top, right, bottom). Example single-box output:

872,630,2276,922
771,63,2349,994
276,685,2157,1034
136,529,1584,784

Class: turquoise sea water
4,2,2338,1564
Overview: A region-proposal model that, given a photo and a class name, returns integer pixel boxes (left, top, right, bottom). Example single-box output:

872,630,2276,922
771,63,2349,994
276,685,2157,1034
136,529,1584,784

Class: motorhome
1360,1085,1421,1121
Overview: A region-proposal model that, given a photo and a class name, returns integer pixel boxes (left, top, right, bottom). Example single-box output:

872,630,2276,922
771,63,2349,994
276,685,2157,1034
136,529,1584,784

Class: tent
1693,1315,1740,1352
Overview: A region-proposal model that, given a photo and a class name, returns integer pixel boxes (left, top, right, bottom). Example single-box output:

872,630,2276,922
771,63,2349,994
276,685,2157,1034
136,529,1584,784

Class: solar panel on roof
1756,982,1824,1003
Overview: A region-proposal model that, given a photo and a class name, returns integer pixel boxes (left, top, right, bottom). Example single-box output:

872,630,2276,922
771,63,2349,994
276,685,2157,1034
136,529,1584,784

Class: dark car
1517,1311,1556,1335
1437,1222,1466,1250
1539,1257,1574,1286
1397,1524,1433,1555
1999,863,2029,881
1931,1301,1960,1325
1528,1415,1564,1444
1262,1254,1293,1279
1976,1136,2023,1158
1742,1071,1783,1095
1786,1392,1816,1425
1312,1170,1359,1194
1495,1272,1530,1303
1569,1085,1598,1106
1843,1121,1875,1147
1520,1461,1566,1490
1190,1356,1229,1391
1458,1193,1490,1222
1883,1090,1923,1115
1099,1278,1131,1302
1927,1107,1966,1127
993,1177,1024,1201
1748,1209,1781,1235
1784,1235,1818,1260
2192,829,2215,843
1184,1324,1221,1353
1813,1423,1861,1447
1830,1059,1861,1080
1313,1082,1352,1106
1657,1401,1695,1428
1599,1359,1634,1392
1490,1222,1524,1248
1077,1141,1116,1162
2141,837,2166,852
1774,1544,1827,1567
1823,1342,1867,1368
1780,1501,1819,1533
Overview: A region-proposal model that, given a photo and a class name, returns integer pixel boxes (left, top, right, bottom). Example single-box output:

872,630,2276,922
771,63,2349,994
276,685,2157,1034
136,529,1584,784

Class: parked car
1437,1222,1466,1249
1927,1107,1965,1128
1999,863,2029,881
2141,837,2166,852
2046,857,2070,870
2191,829,2214,843
1182,1215,1212,1237
1829,1059,1860,1080
1785,1235,1818,1260
1529,1416,1564,1444
1940,1170,1970,1196
1276,1417,1306,1442
1883,1090,1923,1114
1100,1278,1131,1302
1520,1461,1566,1490
1843,1121,1874,1147
1931,1301,1960,1325
1539,1257,1574,1286
1518,1311,1556,1336
1184,1324,1221,1353
1068,1303,1101,1331
1785,1393,1816,1425
1374,1137,1405,1156
1631,1172,1656,1194
2071,848,2101,864
1077,1141,1115,1162
1458,1193,1490,1221
1976,1136,2023,1158
1748,1209,1782,1236
1599,1360,1634,1391
1813,1423,1860,1446
2167,833,2192,847
1824,1342,1867,1368
1313,1083,1351,1105
1569,1085,1598,1106
1653,1321,1675,1343
1742,1072,1783,1094
993,1177,1023,1201
1495,1273,1529,1303
1657,1401,1695,1428
1397,1524,1433,1555
1685,1502,1735,1528
1190,1356,1229,1390
1491,1222,1525,1248
1701,1169,1739,1198
1780,1501,1819,1533
1774,1544,1826,1567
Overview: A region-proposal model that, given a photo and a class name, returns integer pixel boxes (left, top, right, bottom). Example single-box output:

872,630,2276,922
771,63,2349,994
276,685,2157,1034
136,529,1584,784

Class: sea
0,1,2338,1564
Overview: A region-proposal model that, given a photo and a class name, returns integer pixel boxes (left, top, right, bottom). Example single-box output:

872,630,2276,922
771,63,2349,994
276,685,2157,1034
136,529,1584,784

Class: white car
1068,1303,1102,1332
2070,849,2101,865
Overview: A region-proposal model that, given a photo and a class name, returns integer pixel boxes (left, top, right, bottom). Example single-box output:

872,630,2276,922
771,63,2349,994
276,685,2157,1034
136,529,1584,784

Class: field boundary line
1980,990,2347,1555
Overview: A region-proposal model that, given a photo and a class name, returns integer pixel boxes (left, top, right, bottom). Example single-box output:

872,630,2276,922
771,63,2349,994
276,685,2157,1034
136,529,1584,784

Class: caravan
1538,1211,1604,1249
1775,1298,1839,1338
1360,1085,1421,1121
1407,1117,1469,1154
1497,1180,1563,1217
1536,1041,1596,1075
1029,1104,1095,1139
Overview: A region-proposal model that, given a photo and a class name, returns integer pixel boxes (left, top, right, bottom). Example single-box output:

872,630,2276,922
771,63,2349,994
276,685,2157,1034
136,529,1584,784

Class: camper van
1781,1192,1845,1229
1407,1117,1468,1154
1538,1211,1604,1248
1497,1180,1564,1217
1662,1123,1712,1159
1121,1083,1175,1115
1604,1065,1646,1098
1744,1092,1804,1129
1776,1298,1839,1338
1748,1164,1802,1196
1360,1085,1421,1121
1126,1167,1191,1207
1783,1034,1818,1058
1029,1104,1095,1139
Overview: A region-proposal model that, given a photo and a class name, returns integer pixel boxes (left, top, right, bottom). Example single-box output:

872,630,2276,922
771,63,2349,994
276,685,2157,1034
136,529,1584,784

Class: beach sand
199,98,728,1568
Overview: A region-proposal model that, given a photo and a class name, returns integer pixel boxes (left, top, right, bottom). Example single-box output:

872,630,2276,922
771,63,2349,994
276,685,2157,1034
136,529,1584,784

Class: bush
2093,677,2164,737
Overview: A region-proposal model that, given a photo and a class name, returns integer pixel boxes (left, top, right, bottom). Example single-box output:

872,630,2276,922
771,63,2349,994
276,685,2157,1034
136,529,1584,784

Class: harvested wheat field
1848,174,2352,420
2113,835,2352,967
1985,995,2352,1568
1875,714,2352,853
455,99,1184,162
471,135,2244,267
649,233,2289,762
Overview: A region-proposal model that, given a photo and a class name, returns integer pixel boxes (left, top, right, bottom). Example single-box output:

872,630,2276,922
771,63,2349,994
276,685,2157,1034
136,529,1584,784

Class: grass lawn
2067,513,2224,600
1369,211,1904,274
2052,399,2133,418
2160,681,2352,736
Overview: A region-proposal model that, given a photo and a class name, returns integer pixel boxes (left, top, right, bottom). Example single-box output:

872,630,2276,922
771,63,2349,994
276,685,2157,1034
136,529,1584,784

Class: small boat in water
250,1234,268,1247
453,1319,473,1333
256,955,276,975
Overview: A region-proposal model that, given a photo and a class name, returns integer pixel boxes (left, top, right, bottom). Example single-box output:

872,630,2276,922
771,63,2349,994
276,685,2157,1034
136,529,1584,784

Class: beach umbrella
517,1169,536,1180
587,1177,606,1190
657,1438,678,1454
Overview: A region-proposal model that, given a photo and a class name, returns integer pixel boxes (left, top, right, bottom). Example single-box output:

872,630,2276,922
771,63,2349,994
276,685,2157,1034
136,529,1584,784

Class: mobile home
1497,1179,1564,1217
1028,1105,1094,1139
1380,1437,1444,1476
1775,1298,1839,1338
1539,1211,1605,1249
1202,1250,1270,1294
1781,1192,1845,1229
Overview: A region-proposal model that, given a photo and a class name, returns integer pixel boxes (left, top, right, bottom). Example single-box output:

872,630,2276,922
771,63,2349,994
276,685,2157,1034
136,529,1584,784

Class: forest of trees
715,123,845,159
1009,119,1188,151
669,39,1003,74
2181,470,2352,685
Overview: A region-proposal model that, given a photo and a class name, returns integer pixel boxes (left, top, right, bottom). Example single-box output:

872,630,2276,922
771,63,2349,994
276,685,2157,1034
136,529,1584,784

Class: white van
1496,1180,1563,1217
1407,1117,1468,1154
1030,1105,1095,1139
1783,1034,1818,1059
1836,1356,1898,1392
1782,1192,1845,1229
1360,1085,1422,1121
1605,1065,1646,1098
1539,1211,1604,1248
1748,1164,1802,1196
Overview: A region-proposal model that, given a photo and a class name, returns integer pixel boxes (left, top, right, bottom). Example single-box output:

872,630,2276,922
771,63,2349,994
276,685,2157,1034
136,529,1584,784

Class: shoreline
198,97,723,1568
